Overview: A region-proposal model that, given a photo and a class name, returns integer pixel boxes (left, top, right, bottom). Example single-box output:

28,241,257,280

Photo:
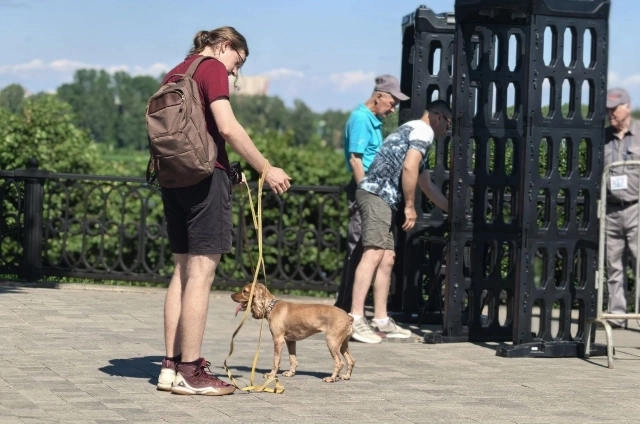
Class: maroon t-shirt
162,55,231,174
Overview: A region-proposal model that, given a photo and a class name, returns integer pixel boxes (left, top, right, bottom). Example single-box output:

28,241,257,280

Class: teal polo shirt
343,104,383,172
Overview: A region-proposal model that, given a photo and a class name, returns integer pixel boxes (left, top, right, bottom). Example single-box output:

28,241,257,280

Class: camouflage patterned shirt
359,119,434,210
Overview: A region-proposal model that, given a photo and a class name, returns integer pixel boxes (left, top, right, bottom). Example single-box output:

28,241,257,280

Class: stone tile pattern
1,283,639,423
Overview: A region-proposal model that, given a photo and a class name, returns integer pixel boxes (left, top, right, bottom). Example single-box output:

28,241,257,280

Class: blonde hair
187,26,249,58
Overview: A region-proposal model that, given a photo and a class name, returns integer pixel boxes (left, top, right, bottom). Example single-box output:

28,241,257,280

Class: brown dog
231,283,355,383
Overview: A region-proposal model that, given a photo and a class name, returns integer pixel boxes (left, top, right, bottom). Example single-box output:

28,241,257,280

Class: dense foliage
1,78,640,291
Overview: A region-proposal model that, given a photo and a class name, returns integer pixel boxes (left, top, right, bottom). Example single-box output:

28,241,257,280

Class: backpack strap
184,56,213,78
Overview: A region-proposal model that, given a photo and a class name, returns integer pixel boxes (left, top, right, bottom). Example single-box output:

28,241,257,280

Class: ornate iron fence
0,161,347,292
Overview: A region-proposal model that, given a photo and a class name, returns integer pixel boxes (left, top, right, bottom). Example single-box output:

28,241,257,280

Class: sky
1,0,639,113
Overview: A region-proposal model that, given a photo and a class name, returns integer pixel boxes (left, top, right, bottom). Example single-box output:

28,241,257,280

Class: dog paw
322,377,336,383
282,370,296,377
338,374,351,381
263,373,277,379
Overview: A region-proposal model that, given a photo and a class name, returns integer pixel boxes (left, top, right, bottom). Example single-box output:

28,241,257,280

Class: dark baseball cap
374,75,410,101
607,87,631,109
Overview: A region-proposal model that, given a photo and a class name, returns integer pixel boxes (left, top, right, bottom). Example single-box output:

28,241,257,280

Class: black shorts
161,168,233,255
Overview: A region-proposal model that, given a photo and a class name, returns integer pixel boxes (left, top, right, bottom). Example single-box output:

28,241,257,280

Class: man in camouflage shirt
349,100,451,343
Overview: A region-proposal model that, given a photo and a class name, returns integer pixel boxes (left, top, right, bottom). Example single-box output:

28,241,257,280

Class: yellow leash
223,162,285,394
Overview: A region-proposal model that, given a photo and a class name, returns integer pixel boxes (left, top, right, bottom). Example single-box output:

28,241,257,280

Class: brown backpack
145,56,217,188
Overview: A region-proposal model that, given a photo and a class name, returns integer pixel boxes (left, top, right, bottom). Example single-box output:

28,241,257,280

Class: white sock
349,313,363,321
373,317,389,326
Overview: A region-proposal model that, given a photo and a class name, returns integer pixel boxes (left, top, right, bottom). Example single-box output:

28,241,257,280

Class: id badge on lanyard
611,136,631,191
611,175,628,191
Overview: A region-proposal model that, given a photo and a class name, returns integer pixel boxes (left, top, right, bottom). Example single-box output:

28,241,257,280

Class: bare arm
401,149,422,231
349,153,365,184
418,169,448,213
212,98,268,171
211,98,291,193
402,149,423,209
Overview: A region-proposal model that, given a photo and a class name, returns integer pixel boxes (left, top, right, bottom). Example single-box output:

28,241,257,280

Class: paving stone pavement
1,283,640,423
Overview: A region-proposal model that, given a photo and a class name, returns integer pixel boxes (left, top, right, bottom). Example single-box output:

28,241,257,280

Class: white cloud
262,68,304,79
0,59,169,77
327,71,375,91
608,72,640,88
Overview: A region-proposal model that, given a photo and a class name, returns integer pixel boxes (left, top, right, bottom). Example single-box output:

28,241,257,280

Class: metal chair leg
601,320,615,369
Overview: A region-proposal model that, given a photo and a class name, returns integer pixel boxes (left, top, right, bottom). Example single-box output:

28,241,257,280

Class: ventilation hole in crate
583,28,595,69
579,138,591,178
581,79,594,120
471,33,482,70
491,82,501,120
539,137,551,177
506,82,519,119
483,241,497,278
571,300,584,339
543,26,557,66
499,289,510,327
463,241,474,278
534,248,548,289
559,137,572,178
501,242,512,279
508,33,520,72
503,186,515,224
554,299,567,339
480,289,493,327
563,27,576,68
429,42,442,76
557,189,570,229
554,248,568,288
485,187,495,223
561,79,575,119
491,33,500,71
541,78,554,118
573,247,588,289
537,188,550,229
487,138,496,175
577,189,589,229
532,299,545,338
505,138,515,176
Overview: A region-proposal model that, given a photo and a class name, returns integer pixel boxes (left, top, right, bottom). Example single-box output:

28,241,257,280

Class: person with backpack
149,26,291,396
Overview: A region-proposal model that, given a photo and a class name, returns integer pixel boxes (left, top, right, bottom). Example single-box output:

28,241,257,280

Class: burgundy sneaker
171,358,235,396
157,357,178,391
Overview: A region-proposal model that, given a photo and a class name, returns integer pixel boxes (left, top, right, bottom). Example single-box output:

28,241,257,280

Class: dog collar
266,299,277,317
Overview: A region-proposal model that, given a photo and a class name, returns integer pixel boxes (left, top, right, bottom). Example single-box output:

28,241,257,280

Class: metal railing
0,163,347,291
587,159,640,368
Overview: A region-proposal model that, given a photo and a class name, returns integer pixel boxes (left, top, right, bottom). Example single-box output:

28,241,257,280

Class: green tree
0,83,26,114
230,94,289,133
0,94,97,173
290,99,318,145
113,72,159,150
57,69,118,144
318,109,350,149
382,111,399,138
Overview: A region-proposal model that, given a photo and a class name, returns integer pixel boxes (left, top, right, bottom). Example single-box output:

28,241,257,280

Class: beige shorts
355,189,395,250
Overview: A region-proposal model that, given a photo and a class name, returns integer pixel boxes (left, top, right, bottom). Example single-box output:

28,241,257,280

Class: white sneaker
371,318,412,339
351,317,382,344
157,357,178,391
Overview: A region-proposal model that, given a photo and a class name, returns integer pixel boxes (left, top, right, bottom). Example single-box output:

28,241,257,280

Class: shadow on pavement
99,356,164,386
228,365,329,381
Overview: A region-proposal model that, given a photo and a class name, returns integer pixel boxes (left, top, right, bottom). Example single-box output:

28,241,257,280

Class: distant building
229,76,269,96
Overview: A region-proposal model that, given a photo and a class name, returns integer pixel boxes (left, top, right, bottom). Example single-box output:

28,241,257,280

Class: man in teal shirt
335,75,409,312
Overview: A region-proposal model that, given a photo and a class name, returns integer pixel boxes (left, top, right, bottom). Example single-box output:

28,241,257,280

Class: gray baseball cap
607,87,631,108
374,75,410,101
